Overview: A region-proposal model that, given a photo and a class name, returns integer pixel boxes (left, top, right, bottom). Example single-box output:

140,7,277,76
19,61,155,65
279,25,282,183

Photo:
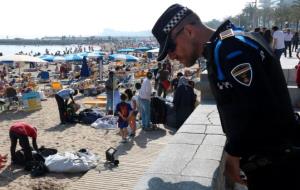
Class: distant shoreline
0,36,154,46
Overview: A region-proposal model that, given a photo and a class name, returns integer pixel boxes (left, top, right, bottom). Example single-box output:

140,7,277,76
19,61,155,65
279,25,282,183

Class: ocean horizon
0,45,102,56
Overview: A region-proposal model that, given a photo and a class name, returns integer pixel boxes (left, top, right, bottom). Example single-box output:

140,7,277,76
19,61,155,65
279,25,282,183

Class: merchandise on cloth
45,149,99,173
78,108,104,124
91,115,118,129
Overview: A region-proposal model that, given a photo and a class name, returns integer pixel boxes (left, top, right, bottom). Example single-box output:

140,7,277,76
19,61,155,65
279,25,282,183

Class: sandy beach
0,62,125,190
0,94,124,190
0,54,200,190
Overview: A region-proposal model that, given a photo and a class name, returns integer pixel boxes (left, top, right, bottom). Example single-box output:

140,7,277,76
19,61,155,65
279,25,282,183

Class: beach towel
91,115,118,129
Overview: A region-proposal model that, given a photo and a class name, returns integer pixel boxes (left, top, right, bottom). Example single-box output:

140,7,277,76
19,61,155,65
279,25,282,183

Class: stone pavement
67,126,175,190
280,52,299,69
134,104,226,190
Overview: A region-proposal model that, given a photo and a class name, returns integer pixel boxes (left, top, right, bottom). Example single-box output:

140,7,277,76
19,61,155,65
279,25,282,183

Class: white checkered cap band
163,7,188,34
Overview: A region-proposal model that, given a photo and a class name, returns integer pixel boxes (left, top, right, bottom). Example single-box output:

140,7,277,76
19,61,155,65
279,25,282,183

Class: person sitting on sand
9,122,39,165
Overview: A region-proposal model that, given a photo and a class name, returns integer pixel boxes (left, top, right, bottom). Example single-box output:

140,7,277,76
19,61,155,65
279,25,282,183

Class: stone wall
134,104,226,190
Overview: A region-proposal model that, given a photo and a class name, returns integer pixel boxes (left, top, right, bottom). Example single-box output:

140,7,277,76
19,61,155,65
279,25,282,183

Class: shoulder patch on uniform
219,29,234,40
231,63,252,87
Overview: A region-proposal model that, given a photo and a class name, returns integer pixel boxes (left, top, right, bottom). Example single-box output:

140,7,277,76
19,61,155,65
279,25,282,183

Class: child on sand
124,88,139,138
115,93,133,143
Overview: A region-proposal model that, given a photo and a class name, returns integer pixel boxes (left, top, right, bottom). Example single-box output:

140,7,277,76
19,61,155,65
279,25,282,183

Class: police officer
152,4,300,189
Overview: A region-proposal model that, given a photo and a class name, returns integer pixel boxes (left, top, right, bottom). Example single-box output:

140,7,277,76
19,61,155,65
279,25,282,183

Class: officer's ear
183,24,195,38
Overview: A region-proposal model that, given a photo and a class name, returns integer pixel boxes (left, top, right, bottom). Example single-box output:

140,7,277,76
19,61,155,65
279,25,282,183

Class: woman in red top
9,122,38,165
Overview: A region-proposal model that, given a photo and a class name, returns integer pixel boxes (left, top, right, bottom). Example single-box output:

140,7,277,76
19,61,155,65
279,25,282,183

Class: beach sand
0,63,123,190
0,59,199,190
0,94,122,190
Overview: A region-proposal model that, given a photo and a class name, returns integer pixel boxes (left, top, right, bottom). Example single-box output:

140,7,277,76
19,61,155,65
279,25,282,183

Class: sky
0,0,252,38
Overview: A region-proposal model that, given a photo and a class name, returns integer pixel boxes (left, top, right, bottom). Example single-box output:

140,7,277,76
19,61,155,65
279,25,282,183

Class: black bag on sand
79,108,103,124
29,161,48,177
38,147,58,157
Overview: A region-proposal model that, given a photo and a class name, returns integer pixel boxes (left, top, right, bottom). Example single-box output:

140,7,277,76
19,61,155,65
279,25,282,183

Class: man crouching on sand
9,122,39,167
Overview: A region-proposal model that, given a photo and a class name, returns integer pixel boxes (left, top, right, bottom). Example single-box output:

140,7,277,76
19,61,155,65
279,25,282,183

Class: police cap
152,4,193,61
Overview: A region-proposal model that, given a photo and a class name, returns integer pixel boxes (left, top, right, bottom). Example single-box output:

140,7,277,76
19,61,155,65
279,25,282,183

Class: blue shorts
118,122,128,129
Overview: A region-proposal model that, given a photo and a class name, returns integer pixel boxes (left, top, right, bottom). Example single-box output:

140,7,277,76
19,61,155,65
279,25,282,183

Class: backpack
79,108,103,124
30,161,48,177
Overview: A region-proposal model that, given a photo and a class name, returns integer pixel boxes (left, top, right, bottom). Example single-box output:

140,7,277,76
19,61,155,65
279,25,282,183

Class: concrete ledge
134,104,226,190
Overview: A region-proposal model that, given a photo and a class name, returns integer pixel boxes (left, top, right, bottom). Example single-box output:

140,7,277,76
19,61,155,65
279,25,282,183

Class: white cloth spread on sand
91,115,118,129
45,150,98,173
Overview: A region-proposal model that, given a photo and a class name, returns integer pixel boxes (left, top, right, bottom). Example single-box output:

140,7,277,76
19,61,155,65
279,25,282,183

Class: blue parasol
108,54,139,62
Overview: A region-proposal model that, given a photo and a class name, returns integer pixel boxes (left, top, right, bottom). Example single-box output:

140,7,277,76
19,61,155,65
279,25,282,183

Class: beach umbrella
93,50,107,55
39,55,54,62
80,57,90,78
134,47,152,52
108,54,139,63
76,52,89,57
0,54,47,63
117,48,135,53
64,54,84,62
39,55,65,62
77,52,104,58
146,48,159,53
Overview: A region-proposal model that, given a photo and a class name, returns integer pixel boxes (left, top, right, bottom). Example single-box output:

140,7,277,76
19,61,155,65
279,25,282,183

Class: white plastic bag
45,152,89,173
77,150,99,169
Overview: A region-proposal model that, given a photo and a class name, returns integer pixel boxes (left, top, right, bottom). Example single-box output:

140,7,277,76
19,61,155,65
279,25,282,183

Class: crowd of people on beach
0,39,200,174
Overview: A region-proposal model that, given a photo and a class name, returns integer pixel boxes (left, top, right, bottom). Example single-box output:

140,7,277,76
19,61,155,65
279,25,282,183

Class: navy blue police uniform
204,20,300,189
